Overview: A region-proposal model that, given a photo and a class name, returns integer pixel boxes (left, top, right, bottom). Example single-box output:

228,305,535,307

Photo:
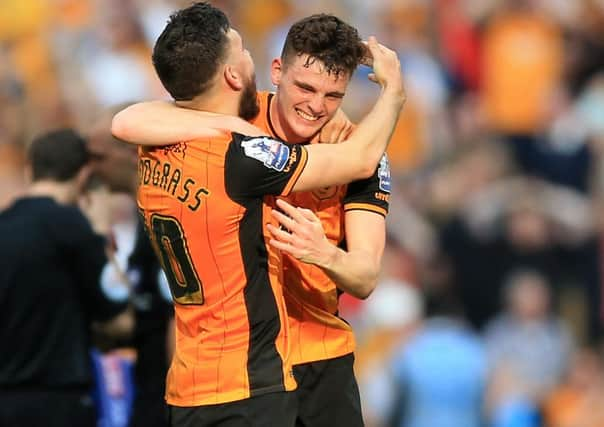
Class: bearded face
238,73,260,121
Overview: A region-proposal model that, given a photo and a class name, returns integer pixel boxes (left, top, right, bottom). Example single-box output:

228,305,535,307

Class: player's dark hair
152,2,230,101
280,14,365,77
28,129,90,182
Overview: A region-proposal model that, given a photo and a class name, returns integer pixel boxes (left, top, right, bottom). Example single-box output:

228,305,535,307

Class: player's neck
176,90,239,118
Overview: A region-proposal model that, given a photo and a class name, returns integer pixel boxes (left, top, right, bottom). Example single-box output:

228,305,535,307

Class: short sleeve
344,153,391,217
225,133,308,202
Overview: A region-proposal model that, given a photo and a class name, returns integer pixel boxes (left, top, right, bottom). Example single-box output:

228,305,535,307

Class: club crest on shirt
241,137,290,172
378,154,391,193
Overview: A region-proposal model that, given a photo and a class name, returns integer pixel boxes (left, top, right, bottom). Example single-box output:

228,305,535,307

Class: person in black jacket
0,129,130,427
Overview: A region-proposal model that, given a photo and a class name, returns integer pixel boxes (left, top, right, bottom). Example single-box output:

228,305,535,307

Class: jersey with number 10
136,131,307,406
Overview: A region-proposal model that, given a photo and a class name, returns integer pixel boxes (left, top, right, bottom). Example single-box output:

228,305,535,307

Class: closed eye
294,81,316,93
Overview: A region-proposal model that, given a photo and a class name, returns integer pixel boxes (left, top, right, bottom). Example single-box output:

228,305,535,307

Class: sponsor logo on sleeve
378,154,391,193
241,137,290,172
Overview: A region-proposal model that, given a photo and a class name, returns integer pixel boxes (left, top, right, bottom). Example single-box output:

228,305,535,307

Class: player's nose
307,95,324,115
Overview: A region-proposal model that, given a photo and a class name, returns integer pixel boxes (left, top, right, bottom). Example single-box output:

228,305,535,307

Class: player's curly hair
152,2,230,101
280,14,365,77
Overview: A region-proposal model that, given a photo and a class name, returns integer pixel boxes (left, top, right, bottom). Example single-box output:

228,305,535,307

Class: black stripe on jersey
238,198,285,395
225,133,306,198
265,93,284,141
343,171,390,214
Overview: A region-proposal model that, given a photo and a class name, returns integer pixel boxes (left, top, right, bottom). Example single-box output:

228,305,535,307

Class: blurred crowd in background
2,0,604,426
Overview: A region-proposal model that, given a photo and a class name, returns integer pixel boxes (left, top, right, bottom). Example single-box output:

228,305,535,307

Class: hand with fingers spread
268,198,386,300
267,199,337,267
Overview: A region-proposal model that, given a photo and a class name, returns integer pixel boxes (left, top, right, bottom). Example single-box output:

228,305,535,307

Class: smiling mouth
295,108,321,122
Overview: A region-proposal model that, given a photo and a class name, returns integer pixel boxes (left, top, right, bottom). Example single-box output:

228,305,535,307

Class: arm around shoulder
112,101,267,146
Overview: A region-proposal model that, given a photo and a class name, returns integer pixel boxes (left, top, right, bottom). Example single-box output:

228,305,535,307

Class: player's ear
224,64,243,91
270,58,282,86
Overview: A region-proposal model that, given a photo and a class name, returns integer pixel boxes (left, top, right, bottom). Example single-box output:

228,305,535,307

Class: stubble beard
238,73,260,121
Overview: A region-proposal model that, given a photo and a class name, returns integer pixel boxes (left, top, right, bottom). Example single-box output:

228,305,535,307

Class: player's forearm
340,38,405,179
338,86,404,179
298,88,403,191
112,101,266,146
317,245,380,299
112,101,206,145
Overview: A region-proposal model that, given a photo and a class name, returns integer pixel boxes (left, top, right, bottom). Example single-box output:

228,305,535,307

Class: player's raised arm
290,37,405,192
111,101,266,144
227,38,405,200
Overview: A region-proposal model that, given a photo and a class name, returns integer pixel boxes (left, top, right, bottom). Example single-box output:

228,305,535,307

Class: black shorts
293,353,364,427
129,390,169,427
168,391,297,427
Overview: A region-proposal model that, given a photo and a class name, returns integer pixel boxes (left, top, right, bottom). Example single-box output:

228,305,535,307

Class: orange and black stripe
253,91,391,365
137,131,307,406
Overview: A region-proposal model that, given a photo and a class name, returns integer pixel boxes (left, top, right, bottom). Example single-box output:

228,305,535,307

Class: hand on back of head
363,36,405,103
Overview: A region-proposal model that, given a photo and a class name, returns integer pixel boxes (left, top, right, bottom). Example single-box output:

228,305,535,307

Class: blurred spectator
565,0,604,96
386,283,487,427
441,171,597,332
345,234,423,426
80,0,166,107
0,0,69,132
481,0,563,136
508,84,594,194
484,269,573,425
543,346,604,427
356,277,423,427
0,129,130,426
50,0,166,128
0,47,28,210
435,0,481,94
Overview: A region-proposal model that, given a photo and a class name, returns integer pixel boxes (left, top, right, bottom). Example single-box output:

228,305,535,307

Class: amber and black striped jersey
252,92,391,365
137,131,307,406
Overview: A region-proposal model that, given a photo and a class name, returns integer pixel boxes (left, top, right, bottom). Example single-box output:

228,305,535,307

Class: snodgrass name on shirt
138,157,209,212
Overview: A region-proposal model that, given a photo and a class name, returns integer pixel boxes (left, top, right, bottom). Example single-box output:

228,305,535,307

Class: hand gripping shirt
252,91,391,364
